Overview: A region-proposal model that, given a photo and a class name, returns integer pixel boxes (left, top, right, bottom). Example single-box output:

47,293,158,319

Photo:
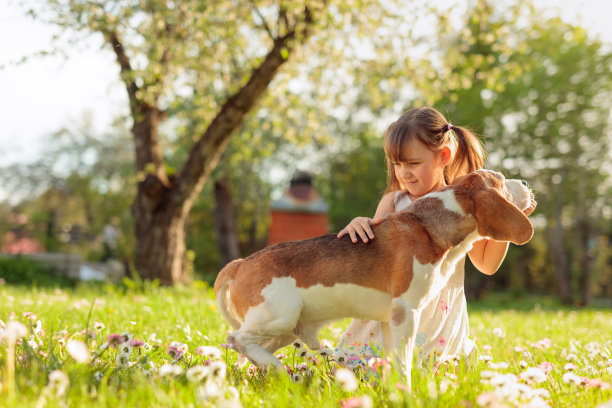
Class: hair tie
447,123,453,131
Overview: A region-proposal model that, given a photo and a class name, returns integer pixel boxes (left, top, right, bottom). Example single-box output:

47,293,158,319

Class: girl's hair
383,107,486,193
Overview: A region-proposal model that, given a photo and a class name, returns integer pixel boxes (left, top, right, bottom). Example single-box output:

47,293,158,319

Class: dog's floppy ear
471,177,534,245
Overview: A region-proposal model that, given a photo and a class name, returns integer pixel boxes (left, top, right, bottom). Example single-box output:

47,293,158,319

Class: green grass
0,281,611,407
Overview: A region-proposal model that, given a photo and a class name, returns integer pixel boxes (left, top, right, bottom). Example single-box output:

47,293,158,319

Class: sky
1,0,611,186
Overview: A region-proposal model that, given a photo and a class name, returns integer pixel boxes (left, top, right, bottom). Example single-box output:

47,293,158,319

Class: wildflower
275,352,287,360
562,372,584,386
94,322,105,331
129,339,144,348
178,343,188,353
66,339,91,363
196,380,222,401
47,370,69,397
33,320,42,335
305,353,316,364
537,362,553,374
0,321,28,343
142,342,152,352
334,350,348,366
107,334,125,348
93,371,104,382
493,327,505,338
340,396,373,408
23,312,37,321
530,338,552,350
476,392,500,408
335,368,359,392
585,378,611,390
489,362,509,370
293,339,305,350
116,352,130,367
57,337,66,346
563,363,577,371
565,353,578,362
368,357,390,371
437,338,447,347
208,361,227,382
196,345,222,360
297,362,309,372
479,355,492,363
159,364,183,377
186,365,209,383
297,348,308,358
120,343,133,355
480,370,496,380
520,367,547,384
167,345,180,359
519,360,529,369
121,332,132,342
318,347,333,358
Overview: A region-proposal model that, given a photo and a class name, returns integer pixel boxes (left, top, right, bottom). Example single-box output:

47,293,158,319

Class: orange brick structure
268,171,329,246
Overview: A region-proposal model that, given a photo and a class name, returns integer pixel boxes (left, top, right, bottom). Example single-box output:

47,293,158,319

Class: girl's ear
440,146,452,166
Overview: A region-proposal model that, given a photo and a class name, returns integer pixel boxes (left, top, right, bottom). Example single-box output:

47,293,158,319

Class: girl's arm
337,192,396,243
468,192,537,275
467,239,509,275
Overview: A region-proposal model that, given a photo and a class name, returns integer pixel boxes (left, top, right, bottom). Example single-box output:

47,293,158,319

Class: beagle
214,170,534,386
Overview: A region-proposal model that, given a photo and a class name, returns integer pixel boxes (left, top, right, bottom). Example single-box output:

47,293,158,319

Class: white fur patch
298,284,392,322
427,190,465,215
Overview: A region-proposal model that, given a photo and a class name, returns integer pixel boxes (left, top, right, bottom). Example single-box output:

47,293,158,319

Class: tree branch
249,0,275,40
171,13,314,211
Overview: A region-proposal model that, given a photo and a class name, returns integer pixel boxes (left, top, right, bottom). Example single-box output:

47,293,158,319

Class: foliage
0,256,76,287
1,283,612,406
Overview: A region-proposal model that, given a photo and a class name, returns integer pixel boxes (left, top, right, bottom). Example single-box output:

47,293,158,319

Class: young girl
335,107,536,368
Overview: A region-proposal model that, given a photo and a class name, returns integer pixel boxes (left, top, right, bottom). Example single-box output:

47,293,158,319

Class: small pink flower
538,361,553,374
167,346,180,359
440,300,448,314
107,334,125,347
368,357,390,371
275,353,287,360
585,378,611,390
220,343,232,349
438,338,447,347
129,339,144,348
340,397,369,408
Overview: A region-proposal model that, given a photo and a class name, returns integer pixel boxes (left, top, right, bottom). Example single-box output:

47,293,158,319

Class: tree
30,0,336,284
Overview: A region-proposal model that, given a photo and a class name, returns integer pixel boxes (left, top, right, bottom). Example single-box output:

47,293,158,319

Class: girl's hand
523,191,537,216
337,216,384,243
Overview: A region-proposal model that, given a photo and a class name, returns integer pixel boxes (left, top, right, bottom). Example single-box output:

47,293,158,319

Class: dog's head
453,170,534,245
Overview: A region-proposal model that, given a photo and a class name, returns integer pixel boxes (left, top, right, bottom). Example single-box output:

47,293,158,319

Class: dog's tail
214,260,244,330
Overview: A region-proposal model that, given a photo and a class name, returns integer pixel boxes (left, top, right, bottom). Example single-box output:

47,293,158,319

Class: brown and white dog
214,170,534,384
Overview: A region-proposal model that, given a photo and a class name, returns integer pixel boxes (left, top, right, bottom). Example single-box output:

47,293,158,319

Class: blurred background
0,0,610,305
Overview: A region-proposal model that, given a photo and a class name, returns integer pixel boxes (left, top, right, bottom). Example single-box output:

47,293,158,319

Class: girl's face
391,139,450,200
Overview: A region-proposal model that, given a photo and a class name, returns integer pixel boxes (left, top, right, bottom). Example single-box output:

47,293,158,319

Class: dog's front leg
389,297,420,391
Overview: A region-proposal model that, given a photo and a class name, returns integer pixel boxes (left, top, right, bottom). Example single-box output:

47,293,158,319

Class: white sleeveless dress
335,191,476,369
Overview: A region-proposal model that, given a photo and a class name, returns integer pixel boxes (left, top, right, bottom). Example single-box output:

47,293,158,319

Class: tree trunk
577,219,593,306
214,176,241,268
551,174,572,304
106,7,317,285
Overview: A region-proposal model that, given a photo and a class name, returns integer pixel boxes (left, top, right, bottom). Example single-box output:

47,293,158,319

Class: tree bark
106,7,316,284
551,174,572,304
214,175,241,268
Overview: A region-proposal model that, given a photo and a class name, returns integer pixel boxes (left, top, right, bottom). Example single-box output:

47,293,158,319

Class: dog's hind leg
294,322,324,350
229,277,303,371
260,335,296,354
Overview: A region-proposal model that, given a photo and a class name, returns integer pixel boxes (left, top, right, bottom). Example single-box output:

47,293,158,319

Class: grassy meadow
0,279,611,408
